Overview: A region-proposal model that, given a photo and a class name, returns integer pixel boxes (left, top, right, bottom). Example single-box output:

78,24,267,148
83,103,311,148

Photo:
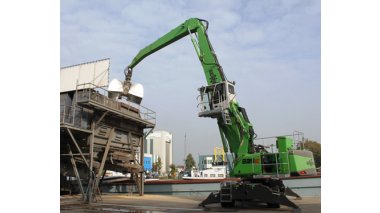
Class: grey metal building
60,59,155,203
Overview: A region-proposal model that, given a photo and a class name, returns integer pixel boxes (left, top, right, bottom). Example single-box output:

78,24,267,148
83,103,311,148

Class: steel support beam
86,120,96,203
67,144,85,200
61,153,90,156
67,128,89,168
93,127,115,195
139,136,144,196
95,111,108,126
144,128,154,139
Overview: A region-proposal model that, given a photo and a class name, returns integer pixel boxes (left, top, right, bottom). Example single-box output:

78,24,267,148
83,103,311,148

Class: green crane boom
126,18,225,85
124,18,315,210
124,18,255,177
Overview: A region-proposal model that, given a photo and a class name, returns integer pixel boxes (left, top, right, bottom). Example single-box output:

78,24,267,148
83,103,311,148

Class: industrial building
145,130,173,175
143,153,153,172
60,59,155,203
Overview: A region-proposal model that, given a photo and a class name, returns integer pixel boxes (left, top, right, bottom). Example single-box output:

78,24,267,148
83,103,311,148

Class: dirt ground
61,194,321,213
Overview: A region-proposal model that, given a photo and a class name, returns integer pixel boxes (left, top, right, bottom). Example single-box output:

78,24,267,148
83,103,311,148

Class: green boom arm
125,18,226,85
125,18,256,177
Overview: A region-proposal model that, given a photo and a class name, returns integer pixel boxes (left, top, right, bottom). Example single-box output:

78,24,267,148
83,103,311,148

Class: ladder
222,109,231,125
220,183,233,202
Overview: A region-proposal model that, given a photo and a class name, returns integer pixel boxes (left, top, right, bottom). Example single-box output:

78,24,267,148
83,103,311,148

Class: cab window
228,84,235,94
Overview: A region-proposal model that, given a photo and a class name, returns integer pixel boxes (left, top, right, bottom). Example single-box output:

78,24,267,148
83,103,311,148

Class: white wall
60,58,109,92
146,130,173,175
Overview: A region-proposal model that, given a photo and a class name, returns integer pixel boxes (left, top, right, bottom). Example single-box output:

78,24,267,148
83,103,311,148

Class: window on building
210,174,216,177
204,174,208,177
166,140,171,170
150,139,153,154
144,139,148,153
218,174,224,177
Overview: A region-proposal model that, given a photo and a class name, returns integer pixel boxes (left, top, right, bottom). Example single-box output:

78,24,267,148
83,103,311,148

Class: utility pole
184,133,187,165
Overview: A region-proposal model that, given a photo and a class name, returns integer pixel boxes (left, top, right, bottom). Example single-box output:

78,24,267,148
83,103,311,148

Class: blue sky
61,0,320,165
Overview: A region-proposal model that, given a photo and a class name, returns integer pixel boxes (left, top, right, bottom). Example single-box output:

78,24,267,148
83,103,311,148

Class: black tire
221,201,235,208
267,203,280,208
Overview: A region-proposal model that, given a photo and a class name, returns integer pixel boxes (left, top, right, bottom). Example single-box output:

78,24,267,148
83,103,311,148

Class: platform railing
250,152,291,178
197,94,211,113
255,131,305,152
60,105,91,129
196,92,224,113
74,83,156,125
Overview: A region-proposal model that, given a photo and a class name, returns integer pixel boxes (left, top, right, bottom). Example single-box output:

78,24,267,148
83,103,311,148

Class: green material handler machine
122,18,316,211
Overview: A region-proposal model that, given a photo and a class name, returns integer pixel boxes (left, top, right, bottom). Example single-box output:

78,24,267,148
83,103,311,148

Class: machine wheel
267,203,280,208
221,201,235,208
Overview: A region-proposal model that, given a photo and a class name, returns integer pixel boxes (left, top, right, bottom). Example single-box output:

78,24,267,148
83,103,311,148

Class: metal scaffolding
60,83,155,203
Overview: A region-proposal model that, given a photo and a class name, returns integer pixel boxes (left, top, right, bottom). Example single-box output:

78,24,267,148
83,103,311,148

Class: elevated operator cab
197,80,236,119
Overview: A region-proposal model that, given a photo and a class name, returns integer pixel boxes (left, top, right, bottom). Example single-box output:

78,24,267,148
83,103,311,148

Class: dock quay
61,193,321,213
61,175,320,212
100,175,321,197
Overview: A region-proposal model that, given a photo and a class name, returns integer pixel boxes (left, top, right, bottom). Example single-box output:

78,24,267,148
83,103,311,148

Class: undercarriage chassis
199,179,301,211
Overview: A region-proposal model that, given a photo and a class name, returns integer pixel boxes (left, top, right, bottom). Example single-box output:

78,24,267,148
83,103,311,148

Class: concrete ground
61,194,320,213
